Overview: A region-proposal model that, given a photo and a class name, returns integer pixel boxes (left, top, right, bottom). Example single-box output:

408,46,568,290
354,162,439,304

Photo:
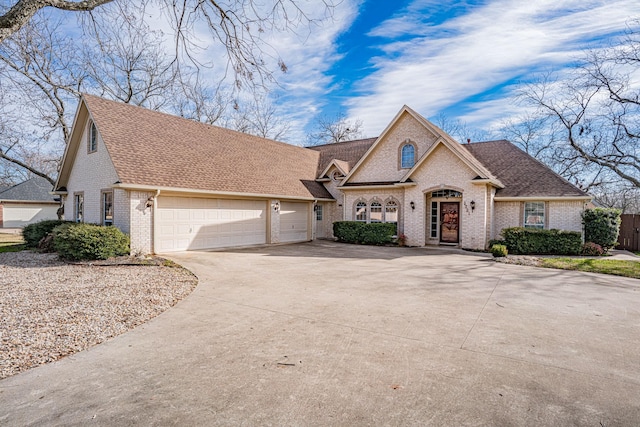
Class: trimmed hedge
53,223,130,260
582,208,621,252
333,221,396,245
502,227,582,255
22,219,74,248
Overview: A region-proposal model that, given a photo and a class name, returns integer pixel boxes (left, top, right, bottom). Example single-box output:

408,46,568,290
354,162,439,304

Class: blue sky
260,0,640,143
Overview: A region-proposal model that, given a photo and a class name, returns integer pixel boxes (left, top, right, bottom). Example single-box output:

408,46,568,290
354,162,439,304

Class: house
54,95,590,254
0,176,60,228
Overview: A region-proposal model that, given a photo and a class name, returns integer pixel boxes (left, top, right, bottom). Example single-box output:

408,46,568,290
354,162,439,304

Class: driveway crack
459,266,506,350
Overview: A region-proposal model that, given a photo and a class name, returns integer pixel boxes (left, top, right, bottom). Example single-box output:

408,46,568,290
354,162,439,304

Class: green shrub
488,239,506,248
581,242,604,256
22,219,73,248
491,244,508,257
333,221,396,245
53,223,130,260
582,208,621,252
501,227,582,255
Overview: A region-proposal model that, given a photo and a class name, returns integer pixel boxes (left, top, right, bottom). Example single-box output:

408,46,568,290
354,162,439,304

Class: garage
156,196,267,252
0,203,59,228
279,201,309,243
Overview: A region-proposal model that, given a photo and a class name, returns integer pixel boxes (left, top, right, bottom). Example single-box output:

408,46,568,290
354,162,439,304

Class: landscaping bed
0,250,197,379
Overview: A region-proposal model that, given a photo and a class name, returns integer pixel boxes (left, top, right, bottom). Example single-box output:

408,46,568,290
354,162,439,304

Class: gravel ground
493,254,543,267
0,251,197,379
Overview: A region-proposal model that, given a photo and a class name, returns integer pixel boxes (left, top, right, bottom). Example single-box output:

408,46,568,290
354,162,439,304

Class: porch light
274,202,280,212
410,201,415,210
470,200,476,211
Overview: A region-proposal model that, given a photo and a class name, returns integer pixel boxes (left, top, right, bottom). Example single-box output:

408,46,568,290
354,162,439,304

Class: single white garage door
157,196,267,252
2,203,59,228
280,201,309,243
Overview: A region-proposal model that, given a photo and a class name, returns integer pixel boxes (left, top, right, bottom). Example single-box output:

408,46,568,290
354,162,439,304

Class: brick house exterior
54,96,590,254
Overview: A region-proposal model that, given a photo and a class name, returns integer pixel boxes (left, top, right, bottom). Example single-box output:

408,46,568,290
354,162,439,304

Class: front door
440,202,459,243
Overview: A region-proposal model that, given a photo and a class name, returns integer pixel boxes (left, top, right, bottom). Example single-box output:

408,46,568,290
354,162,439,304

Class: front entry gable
343,106,441,185
399,138,503,188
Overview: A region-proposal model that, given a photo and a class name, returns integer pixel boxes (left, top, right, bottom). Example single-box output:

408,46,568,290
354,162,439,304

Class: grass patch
540,258,640,279
0,233,26,253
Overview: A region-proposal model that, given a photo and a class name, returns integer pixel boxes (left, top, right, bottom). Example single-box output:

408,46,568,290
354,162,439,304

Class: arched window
385,200,398,224
370,201,382,222
401,144,415,168
355,201,367,222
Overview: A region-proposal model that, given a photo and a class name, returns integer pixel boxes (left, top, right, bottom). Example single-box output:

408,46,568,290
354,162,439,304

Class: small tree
582,208,621,253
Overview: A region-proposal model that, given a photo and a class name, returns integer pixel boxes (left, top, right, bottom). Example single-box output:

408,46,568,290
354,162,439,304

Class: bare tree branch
0,0,113,42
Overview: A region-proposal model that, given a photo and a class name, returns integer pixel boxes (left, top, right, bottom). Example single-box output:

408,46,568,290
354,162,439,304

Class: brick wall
404,144,488,249
64,119,131,237
129,191,154,254
493,202,521,239
548,200,585,232
493,200,586,239
349,114,438,183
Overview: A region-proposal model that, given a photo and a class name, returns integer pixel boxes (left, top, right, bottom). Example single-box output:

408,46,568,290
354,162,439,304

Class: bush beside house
22,219,130,260
582,208,621,253
333,221,397,245
501,227,582,255
53,223,130,260
22,220,73,248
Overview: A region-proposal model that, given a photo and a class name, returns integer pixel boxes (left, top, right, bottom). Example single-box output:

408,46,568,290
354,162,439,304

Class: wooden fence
618,214,640,251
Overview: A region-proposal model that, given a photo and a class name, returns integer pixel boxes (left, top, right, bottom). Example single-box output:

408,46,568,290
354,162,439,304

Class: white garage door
280,201,309,243
157,197,267,252
2,203,59,228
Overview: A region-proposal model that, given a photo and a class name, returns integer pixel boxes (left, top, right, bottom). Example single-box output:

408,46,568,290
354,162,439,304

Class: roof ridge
82,93,311,153
307,137,377,149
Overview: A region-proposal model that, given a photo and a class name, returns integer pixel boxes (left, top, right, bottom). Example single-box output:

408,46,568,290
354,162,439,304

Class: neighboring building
0,176,60,228
54,95,590,254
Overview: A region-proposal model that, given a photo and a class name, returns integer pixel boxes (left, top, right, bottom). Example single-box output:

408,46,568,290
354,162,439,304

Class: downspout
152,189,161,254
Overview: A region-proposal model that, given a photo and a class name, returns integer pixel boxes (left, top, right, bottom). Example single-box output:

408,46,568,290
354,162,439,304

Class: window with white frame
102,190,114,226
384,200,398,224
88,121,98,153
401,144,415,168
355,201,367,222
370,201,383,222
74,193,84,223
315,204,323,221
524,202,545,229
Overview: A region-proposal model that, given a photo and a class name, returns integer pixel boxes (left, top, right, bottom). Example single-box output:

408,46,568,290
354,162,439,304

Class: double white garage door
157,196,308,252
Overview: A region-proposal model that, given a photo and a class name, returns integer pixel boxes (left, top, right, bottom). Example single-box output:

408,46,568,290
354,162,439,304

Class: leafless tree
0,16,82,184
0,0,113,43
306,112,364,146
1,0,336,88
230,95,289,140
521,21,640,189
432,113,491,144
0,0,336,183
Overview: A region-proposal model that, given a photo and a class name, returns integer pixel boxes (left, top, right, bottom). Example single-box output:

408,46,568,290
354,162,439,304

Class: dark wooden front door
440,202,459,243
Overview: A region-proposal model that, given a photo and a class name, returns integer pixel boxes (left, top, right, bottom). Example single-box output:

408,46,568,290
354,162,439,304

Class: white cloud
345,0,640,135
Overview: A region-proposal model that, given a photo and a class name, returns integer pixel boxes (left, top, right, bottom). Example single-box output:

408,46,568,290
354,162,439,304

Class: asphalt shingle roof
0,176,56,202
463,140,588,198
83,95,332,200
307,138,377,177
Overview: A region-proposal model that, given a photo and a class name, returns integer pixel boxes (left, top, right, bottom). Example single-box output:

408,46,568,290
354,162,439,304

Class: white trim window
102,190,114,226
370,201,383,222
88,121,98,153
524,202,545,229
401,144,415,168
355,201,367,222
74,193,84,223
384,200,398,224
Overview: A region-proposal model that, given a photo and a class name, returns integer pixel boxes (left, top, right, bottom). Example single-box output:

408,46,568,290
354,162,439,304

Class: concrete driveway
1,241,639,426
